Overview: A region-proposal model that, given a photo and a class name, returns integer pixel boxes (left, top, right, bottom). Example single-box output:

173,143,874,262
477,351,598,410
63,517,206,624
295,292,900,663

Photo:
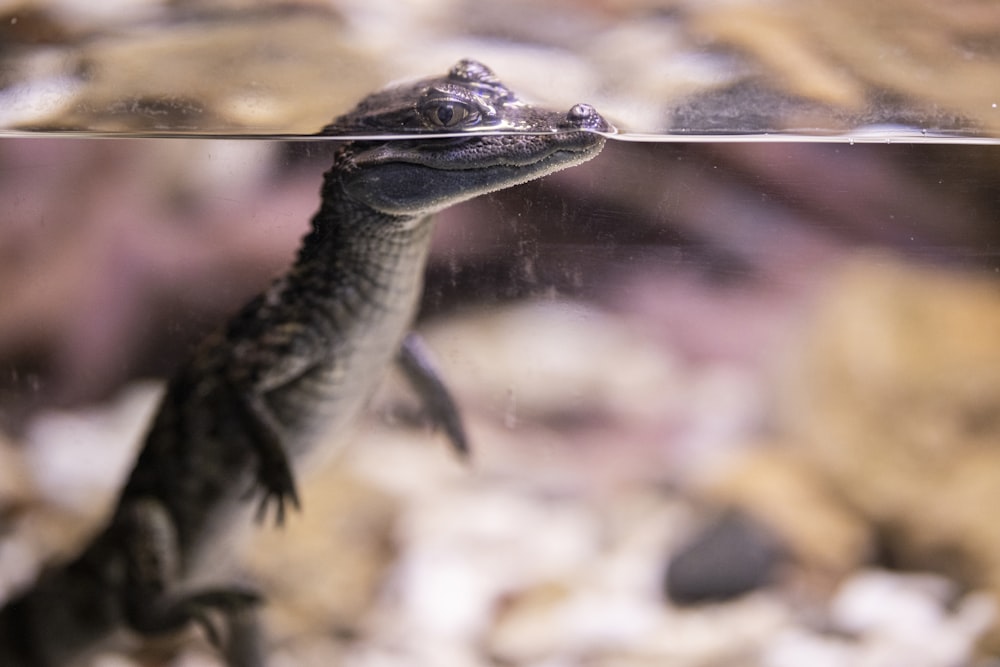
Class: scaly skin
0,59,610,666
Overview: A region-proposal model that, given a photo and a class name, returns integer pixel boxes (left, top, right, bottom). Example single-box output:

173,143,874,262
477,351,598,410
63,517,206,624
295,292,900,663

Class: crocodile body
0,59,609,666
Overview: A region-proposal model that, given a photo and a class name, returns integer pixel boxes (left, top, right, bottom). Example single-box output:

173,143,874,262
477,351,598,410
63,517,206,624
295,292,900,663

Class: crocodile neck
293,158,433,331
251,154,436,454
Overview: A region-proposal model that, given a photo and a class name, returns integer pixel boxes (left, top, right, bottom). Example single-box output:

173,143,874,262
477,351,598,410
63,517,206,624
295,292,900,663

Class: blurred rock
687,0,1000,133
20,7,378,133
703,450,872,583
5,0,1000,134
764,569,996,667
0,431,34,515
772,254,1000,648
665,509,786,605
0,430,43,602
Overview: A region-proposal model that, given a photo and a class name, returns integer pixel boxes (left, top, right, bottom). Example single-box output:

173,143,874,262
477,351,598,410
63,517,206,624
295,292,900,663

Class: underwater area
1,1,1000,666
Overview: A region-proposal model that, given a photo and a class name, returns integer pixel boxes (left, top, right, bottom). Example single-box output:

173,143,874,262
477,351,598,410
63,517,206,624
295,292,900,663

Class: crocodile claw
181,587,263,650
248,458,301,526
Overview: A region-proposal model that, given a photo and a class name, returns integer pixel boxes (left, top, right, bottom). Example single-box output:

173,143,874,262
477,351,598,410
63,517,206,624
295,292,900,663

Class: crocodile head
321,59,612,216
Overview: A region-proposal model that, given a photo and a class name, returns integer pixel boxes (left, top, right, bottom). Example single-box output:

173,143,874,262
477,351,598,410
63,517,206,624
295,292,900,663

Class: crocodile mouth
342,131,606,216
351,130,605,172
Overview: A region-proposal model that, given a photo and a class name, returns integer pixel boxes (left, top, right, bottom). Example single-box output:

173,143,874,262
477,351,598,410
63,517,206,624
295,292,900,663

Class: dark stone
664,509,787,605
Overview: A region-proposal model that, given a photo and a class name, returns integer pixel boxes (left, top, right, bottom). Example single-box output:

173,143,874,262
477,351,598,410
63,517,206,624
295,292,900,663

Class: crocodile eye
424,100,476,128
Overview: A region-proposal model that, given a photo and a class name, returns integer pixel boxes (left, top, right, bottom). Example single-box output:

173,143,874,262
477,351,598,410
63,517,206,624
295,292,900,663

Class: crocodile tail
0,551,122,666
0,592,40,666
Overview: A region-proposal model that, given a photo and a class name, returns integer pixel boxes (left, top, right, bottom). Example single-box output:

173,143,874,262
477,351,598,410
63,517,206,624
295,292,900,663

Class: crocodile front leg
397,332,469,458
223,379,302,526
223,320,330,525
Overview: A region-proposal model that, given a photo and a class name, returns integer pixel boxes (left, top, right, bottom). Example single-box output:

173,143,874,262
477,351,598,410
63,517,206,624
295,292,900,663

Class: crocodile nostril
563,103,612,132
567,103,597,122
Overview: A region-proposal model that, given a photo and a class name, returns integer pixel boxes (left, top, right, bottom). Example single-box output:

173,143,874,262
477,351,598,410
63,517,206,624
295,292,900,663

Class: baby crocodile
0,59,610,666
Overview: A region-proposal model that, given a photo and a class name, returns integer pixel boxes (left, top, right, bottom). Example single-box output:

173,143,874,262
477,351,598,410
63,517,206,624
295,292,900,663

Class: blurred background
1,1,1000,666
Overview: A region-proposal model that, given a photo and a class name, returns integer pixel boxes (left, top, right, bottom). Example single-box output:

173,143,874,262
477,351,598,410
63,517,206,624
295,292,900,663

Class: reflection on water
2,0,1000,136
5,130,1000,145
0,136,999,664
